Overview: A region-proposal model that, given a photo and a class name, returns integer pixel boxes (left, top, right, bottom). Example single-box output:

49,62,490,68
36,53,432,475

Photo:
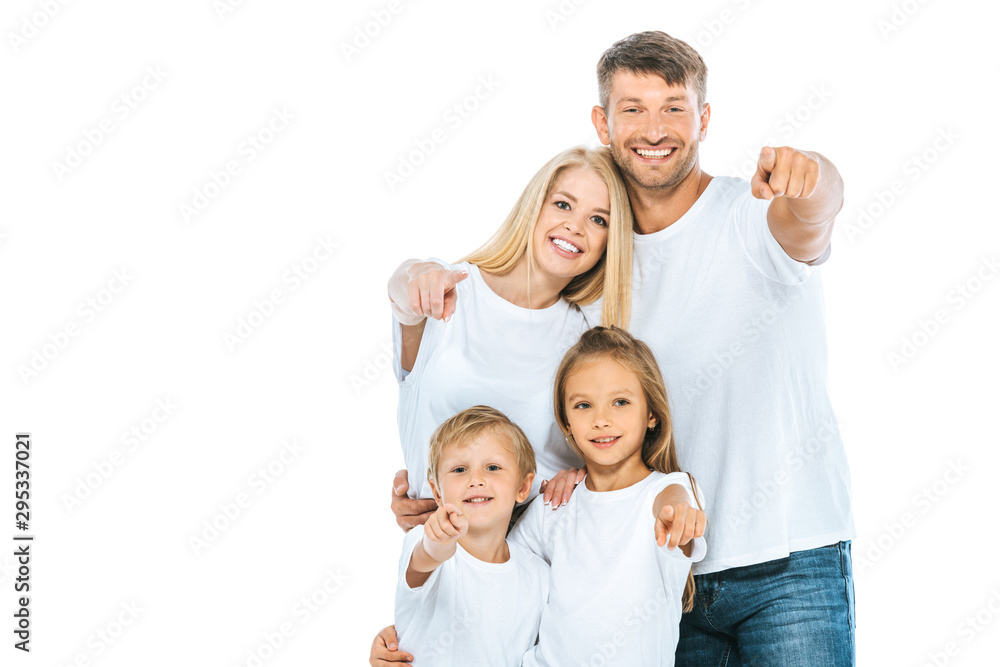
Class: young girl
386,146,634,515
510,325,706,666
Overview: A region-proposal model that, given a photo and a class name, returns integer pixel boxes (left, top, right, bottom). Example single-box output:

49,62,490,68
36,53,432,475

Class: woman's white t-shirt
510,470,706,667
393,260,588,501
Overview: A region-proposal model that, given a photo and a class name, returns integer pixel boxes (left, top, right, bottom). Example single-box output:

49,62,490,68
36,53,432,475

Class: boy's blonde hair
460,145,633,328
552,326,702,612
427,406,536,489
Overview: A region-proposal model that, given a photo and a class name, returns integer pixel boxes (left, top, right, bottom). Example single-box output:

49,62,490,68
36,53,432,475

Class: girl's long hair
460,146,633,328
553,325,701,612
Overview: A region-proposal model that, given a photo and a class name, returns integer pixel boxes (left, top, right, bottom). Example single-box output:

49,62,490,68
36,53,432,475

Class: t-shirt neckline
633,176,719,245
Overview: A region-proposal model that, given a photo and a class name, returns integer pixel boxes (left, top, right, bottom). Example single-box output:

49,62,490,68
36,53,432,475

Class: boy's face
430,432,534,532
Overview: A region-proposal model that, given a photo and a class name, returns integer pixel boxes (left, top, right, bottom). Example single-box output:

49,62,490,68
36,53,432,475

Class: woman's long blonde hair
552,325,701,612
460,146,633,328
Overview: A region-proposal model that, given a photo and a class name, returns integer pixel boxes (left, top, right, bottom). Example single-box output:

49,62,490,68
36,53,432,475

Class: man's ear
592,105,611,146
429,477,444,507
516,472,536,504
698,102,711,142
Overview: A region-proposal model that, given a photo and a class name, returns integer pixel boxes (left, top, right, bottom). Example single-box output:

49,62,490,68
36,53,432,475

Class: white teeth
593,436,617,443
636,148,674,157
465,497,490,503
551,238,582,253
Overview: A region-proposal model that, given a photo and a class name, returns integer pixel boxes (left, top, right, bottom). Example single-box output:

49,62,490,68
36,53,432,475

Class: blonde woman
386,146,633,535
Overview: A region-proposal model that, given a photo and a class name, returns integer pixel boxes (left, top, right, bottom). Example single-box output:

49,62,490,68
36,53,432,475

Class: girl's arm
652,484,706,558
387,259,468,372
405,504,468,588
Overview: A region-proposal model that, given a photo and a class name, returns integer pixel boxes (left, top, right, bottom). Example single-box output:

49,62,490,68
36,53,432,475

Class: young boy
394,406,549,666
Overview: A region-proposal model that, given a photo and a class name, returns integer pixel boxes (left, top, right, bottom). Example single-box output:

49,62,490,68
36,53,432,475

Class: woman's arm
387,259,468,372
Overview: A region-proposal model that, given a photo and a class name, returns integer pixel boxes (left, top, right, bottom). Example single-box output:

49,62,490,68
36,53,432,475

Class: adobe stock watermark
178,106,295,223
887,254,997,372
728,419,840,530
188,438,305,556
55,601,144,667
340,0,410,63
213,0,249,20
731,84,834,180
232,566,350,667
51,65,168,183
544,0,592,30
61,398,179,514
383,75,501,192
854,459,969,574
349,339,393,395
877,0,931,40
584,586,677,666
16,268,134,386
842,126,959,244
7,0,72,53
677,288,804,400
919,588,1000,666
690,0,753,51
223,235,339,352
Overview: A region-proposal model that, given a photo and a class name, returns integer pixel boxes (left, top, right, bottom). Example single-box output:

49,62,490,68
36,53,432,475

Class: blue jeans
676,541,855,666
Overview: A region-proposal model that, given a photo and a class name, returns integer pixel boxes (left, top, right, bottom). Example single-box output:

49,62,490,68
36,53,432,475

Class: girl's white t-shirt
582,176,855,574
394,525,550,667
393,260,587,501
510,470,706,667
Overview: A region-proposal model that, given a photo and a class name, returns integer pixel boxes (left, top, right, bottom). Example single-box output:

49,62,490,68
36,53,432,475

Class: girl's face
531,166,611,281
562,356,656,472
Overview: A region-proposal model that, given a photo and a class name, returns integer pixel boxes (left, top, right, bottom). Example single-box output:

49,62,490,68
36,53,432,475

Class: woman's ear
648,414,657,430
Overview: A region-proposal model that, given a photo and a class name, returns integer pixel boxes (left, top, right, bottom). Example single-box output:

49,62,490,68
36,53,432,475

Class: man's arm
391,469,438,532
751,146,844,263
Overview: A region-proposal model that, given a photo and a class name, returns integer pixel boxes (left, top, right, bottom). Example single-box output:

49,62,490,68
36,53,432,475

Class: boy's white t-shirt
510,470,705,667
582,176,855,574
394,260,587,501
394,525,550,667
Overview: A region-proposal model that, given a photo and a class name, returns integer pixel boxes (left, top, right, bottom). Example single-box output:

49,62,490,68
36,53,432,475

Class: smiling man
584,31,854,665
371,30,855,666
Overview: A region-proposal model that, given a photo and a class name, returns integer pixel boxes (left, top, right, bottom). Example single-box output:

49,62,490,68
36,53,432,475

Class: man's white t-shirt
394,260,586,501
394,525,550,667
582,176,855,574
510,470,706,667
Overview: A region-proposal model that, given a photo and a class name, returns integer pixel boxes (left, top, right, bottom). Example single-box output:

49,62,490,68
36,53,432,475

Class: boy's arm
405,504,468,588
652,483,706,558
751,147,844,263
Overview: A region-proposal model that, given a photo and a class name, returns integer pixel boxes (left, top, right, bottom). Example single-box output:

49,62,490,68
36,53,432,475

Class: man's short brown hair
597,31,708,110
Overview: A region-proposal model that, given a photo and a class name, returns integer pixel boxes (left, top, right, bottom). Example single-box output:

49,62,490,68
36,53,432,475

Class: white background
2,0,998,665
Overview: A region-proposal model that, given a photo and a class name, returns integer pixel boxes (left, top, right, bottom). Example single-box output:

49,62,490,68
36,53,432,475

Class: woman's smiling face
531,166,611,281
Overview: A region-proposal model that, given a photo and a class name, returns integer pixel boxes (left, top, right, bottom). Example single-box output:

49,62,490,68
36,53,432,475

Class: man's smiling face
592,71,710,192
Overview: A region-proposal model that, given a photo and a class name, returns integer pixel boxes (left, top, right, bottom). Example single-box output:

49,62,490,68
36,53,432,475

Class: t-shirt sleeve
507,496,550,564
656,472,707,564
394,526,440,626
731,185,829,286
391,256,453,384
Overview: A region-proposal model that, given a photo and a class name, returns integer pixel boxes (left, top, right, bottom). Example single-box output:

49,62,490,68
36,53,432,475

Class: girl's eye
590,215,608,227
613,399,630,407
555,200,570,210
573,401,591,409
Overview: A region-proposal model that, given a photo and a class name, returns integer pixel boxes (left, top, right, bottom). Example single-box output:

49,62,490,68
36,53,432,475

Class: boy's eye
451,466,467,474
486,464,501,471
